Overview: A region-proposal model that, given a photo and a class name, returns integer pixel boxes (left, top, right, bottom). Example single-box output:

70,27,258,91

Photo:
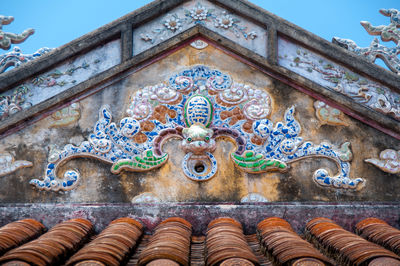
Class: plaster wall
0,42,398,203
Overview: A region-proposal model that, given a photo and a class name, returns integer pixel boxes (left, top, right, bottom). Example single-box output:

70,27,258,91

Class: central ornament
31,65,364,192
181,95,216,181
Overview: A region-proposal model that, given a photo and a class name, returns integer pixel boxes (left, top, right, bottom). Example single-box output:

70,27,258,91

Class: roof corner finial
0,15,35,50
0,15,54,74
332,8,400,75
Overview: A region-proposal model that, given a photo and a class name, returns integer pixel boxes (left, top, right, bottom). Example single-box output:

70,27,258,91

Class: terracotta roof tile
0,219,45,256
356,217,400,255
305,217,400,265
1,216,400,265
138,217,192,266
0,218,92,265
257,217,332,265
66,217,142,265
206,217,259,266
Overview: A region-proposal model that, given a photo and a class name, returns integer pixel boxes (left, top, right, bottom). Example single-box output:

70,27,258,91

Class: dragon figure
0,15,34,50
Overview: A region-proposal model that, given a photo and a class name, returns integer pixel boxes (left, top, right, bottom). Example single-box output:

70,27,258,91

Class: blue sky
2,0,399,55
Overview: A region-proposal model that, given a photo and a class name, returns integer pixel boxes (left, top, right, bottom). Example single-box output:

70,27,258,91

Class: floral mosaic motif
31,66,363,191
138,2,257,44
313,101,349,126
30,105,168,191
190,39,208,50
231,107,363,189
31,60,98,88
0,58,100,121
0,15,34,50
333,8,400,75
0,85,32,120
49,102,81,128
278,38,400,121
0,46,53,74
365,149,400,174
0,153,32,177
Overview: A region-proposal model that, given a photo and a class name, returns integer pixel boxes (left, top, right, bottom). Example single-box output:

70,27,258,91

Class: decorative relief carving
278,38,400,121
31,66,363,192
361,9,400,43
133,0,266,56
314,101,349,126
0,61,96,121
139,3,256,44
131,192,161,203
0,15,34,50
333,8,400,74
230,107,362,189
0,46,53,74
333,37,400,75
0,39,121,121
0,85,32,120
0,153,32,177
190,39,208,50
49,102,81,128
365,149,400,174
241,193,269,203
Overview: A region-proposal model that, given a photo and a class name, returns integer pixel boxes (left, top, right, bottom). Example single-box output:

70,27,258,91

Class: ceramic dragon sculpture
333,8,400,75
0,15,34,50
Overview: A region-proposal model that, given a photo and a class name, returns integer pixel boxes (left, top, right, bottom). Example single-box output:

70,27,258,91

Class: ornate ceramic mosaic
0,39,121,121
0,153,32,177
278,37,400,121
333,8,400,75
0,15,34,50
0,46,53,74
314,101,349,126
365,149,400,174
31,65,364,192
133,0,266,56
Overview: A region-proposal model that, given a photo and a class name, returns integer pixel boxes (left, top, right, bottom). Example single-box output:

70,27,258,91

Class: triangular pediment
0,0,399,203
1,0,398,138
1,4,400,264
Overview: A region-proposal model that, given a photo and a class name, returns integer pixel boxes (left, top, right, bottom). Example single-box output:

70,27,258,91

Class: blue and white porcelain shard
30,65,364,192
0,46,53,74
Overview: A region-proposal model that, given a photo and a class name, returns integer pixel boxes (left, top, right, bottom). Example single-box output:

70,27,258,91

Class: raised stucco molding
0,152,32,177
365,149,400,174
30,66,364,192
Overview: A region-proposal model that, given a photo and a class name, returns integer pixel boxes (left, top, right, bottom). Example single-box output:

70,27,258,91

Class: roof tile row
0,216,399,266
0,218,92,265
305,217,400,266
258,217,332,265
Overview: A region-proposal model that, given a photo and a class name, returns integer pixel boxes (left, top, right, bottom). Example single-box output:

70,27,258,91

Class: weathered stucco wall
0,41,398,203
0,203,399,235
